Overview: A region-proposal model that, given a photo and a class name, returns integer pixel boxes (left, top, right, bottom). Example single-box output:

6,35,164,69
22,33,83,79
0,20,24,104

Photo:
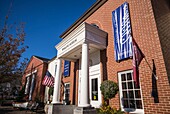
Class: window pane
67,89,70,93
121,74,126,81
136,100,143,109
128,82,133,89
119,70,143,111
122,82,127,89
64,83,70,102
66,84,70,88
123,99,129,108
123,91,128,98
129,90,134,98
127,73,132,80
135,90,141,98
129,100,135,108
92,78,98,100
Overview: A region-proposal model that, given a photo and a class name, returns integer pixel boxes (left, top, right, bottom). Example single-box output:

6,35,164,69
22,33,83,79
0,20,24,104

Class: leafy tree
0,15,28,83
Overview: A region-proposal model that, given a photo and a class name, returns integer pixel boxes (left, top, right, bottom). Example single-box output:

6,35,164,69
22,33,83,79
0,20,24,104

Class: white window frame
118,70,144,114
64,82,70,100
25,70,37,77
25,76,31,94
91,78,99,101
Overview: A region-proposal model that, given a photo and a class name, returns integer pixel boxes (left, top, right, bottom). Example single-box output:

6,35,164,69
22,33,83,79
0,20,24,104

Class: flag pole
143,57,158,80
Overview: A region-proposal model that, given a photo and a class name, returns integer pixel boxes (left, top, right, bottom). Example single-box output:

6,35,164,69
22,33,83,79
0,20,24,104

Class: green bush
48,87,54,96
97,80,123,114
100,80,119,101
96,103,124,114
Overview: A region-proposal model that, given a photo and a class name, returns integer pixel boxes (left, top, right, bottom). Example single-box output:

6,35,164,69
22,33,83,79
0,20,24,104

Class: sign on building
112,2,133,61
64,60,70,77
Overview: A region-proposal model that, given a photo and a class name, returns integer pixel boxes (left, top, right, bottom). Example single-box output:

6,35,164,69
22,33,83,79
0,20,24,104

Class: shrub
96,103,124,114
100,80,119,101
48,87,54,96
97,80,123,114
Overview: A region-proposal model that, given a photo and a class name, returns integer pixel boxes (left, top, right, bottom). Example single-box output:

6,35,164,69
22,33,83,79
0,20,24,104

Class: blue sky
0,0,96,60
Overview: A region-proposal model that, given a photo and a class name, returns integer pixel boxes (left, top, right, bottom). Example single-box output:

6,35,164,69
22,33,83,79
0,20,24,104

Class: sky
0,0,96,60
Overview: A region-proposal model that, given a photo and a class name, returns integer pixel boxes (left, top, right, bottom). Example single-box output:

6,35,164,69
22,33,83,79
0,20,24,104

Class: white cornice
26,70,37,77
56,22,107,59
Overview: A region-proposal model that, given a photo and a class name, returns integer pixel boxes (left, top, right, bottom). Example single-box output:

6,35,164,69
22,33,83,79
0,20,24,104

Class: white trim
78,50,102,108
26,70,37,77
63,82,70,100
52,59,62,104
118,70,144,114
55,22,107,60
89,50,102,108
48,58,58,78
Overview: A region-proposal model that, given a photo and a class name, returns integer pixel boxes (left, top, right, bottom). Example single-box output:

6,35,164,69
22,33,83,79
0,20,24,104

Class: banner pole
144,57,158,80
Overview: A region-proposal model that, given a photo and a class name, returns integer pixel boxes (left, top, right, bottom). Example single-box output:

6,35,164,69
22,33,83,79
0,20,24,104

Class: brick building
22,56,49,102
51,0,170,114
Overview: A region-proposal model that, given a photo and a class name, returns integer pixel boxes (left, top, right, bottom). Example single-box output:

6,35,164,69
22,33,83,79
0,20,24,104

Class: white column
79,43,90,107
52,59,62,104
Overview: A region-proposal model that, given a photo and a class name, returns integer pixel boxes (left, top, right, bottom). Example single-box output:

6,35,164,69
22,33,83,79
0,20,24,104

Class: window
64,83,70,102
25,76,31,94
91,23,99,28
118,70,144,113
91,78,98,101
54,64,57,76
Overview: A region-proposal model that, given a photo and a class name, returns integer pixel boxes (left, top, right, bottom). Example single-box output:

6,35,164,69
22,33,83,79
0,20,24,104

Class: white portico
53,22,107,107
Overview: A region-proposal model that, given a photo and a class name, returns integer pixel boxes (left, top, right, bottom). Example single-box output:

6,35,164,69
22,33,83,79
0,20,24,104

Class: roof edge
48,56,57,63
60,0,108,38
33,55,50,63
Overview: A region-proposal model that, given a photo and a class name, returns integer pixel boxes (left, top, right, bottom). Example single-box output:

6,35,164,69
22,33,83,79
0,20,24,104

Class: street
0,106,45,114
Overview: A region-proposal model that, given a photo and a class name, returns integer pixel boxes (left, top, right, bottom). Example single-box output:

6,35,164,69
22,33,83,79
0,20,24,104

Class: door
78,50,102,108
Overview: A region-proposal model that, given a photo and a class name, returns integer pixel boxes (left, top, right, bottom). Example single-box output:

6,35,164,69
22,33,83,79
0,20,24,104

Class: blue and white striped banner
64,60,70,77
112,2,133,61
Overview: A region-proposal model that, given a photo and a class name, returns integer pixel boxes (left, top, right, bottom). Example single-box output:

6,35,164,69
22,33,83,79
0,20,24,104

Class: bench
12,101,39,113
12,102,29,109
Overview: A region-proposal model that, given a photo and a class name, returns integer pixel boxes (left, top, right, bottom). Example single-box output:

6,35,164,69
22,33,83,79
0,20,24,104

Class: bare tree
0,12,28,83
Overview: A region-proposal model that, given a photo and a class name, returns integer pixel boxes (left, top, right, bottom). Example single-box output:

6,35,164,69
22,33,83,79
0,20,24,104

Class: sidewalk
0,105,45,114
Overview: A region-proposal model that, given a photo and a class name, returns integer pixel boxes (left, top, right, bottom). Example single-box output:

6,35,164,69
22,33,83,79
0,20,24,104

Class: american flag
42,71,54,87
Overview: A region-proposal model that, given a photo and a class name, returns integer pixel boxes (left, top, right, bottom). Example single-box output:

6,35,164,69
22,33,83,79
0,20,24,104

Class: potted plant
97,80,123,114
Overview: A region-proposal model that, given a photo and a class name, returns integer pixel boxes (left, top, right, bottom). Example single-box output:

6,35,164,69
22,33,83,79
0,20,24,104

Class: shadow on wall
151,0,170,85
151,59,159,103
72,61,78,105
101,36,108,81
101,49,108,81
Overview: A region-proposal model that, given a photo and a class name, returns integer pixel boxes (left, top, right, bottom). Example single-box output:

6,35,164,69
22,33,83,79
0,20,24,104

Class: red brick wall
22,56,48,102
84,0,170,113
60,60,78,105
39,63,48,101
152,0,170,83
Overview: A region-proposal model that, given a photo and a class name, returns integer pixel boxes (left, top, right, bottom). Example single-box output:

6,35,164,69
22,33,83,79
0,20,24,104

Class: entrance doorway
78,50,102,108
